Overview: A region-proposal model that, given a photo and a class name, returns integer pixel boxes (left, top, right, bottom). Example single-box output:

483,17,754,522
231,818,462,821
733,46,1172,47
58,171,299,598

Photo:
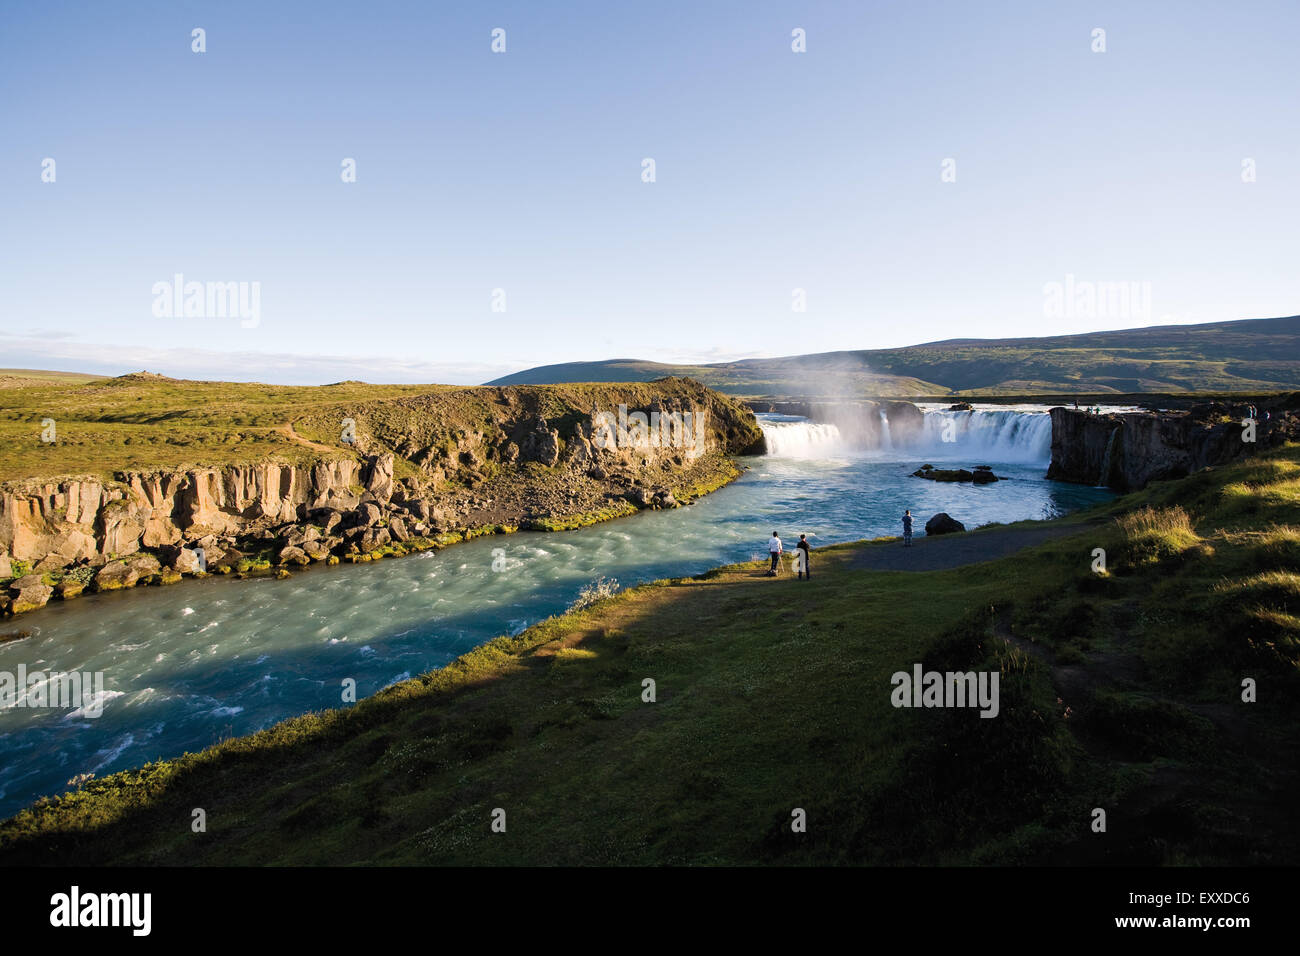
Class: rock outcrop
1047,396,1300,491
925,513,966,535
1,378,764,618
912,465,1001,484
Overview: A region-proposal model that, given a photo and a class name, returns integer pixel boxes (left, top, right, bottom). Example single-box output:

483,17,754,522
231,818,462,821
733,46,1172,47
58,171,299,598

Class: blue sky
2,0,1297,384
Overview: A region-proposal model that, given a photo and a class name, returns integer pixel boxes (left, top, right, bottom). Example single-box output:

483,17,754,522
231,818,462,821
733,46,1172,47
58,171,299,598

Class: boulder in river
912,465,1002,484
8,576,53,614
277,545,311,566
92,553,161,591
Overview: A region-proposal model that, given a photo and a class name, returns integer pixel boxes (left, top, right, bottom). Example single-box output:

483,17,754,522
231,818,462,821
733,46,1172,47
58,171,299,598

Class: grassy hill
485,358,946,397
487,314,1300,398
0,372,758,488
3,442,1297,864
0,373,447,484
0,369,103,389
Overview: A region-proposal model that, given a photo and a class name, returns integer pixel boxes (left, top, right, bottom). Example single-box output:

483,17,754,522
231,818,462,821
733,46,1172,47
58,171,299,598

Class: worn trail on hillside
846,518,1107,572
277,423,340,453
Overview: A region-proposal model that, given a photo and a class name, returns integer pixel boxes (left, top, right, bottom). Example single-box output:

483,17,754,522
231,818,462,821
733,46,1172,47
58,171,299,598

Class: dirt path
277,423,339,454
846,518,1107,572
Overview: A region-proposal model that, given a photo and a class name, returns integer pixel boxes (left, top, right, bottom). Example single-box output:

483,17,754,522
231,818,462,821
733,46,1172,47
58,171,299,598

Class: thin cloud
0,339,514,386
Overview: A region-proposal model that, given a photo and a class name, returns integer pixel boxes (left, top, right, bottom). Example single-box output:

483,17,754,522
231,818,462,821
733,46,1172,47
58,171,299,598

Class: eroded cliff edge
0,377,763,617
1047,395,1300,491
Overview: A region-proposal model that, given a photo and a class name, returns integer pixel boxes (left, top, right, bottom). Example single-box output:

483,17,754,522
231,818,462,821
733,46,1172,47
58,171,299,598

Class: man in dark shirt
902,510,913,547
797,534,811,579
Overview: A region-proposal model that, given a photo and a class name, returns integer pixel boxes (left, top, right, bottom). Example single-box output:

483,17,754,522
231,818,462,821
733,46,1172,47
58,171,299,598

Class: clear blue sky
2,0,1297,384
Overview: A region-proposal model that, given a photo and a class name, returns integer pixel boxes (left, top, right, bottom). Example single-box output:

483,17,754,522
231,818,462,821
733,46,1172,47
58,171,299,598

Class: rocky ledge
0,378,763,618
1047,395,1300,491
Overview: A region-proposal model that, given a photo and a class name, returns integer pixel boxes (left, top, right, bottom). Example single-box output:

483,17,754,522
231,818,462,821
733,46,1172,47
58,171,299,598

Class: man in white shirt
767,531,782,576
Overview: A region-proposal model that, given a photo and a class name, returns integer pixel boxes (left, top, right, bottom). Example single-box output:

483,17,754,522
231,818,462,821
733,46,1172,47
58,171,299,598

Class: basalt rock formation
0,378,762,618
1047,395,1300,491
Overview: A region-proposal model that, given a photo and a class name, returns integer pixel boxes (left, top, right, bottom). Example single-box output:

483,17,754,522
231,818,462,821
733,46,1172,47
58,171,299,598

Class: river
0,407,1114,817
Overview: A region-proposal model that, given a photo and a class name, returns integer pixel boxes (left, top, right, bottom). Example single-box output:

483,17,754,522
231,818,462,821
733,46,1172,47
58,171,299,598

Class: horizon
3,1,1298,385
5,309,1299,388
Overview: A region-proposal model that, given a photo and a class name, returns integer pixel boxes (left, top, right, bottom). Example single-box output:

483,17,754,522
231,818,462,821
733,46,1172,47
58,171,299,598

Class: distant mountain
485,315,1300,398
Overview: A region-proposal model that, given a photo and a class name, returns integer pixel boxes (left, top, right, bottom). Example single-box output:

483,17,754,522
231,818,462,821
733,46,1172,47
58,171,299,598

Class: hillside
3,444,1297,864
0,369,104,389
0,374,763,618
0,374,759,485
487,314,1300,398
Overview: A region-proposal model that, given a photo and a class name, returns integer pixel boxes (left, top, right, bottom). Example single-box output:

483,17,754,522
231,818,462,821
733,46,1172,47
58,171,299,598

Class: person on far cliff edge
902,510,914,547
767,531,782,576
797,534,812,579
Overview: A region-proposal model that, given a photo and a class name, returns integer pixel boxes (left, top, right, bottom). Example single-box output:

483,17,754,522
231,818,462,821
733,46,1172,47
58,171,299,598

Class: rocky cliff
1,378,762,618
1047,396,1300,490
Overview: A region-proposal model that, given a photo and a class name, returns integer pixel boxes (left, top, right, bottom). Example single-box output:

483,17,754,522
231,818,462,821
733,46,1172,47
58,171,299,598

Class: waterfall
878,409,893,451
916,409,1053,463
758,418,846,458
1097,426,1122,487
758,408,1052,463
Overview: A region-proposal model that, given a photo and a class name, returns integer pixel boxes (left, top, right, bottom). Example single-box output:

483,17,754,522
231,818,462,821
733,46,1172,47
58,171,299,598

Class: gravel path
847,519,1107,572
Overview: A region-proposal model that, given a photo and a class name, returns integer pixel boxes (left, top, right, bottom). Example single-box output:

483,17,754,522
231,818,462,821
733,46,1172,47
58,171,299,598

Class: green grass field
2,441,1297,865
0,374,428,483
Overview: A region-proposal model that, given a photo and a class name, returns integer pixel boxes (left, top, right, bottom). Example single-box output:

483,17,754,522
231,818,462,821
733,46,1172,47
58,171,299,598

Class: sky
2,0,1297,384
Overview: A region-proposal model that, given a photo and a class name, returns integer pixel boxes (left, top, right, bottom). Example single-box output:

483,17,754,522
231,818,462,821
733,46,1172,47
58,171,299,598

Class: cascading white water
878,409,893,451
759,408,1053,463
1097,426,1122,487
915,410,1053,463
759,419,846,458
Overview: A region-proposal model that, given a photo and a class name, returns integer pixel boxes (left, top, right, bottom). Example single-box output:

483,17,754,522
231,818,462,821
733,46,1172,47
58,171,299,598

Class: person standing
902,510,914,547
797,534,811,579
767,531,783,576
